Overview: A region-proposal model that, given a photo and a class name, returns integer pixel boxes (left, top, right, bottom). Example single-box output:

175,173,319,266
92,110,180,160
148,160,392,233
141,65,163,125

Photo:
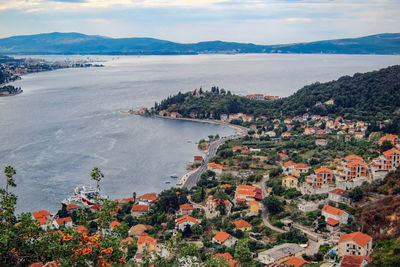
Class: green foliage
234,238,254,265
262,196,284,215
349,186,364,202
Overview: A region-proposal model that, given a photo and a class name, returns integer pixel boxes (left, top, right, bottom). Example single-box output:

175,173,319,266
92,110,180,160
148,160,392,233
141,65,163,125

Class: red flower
63,234,73,241
98,259,112,267
100,247,113,254
77,249,83,256
83,247,92,255
94,242,101,249
119,258,126,263
70,254,75,259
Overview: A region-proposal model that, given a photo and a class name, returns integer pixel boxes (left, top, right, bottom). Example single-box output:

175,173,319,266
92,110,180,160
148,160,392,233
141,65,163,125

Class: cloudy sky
0,0,399,44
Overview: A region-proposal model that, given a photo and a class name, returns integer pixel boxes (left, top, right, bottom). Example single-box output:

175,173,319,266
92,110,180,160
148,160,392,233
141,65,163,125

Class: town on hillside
7,91,400,266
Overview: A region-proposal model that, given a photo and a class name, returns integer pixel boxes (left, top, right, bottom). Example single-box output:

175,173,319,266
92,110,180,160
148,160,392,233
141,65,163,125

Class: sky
0,0,399,44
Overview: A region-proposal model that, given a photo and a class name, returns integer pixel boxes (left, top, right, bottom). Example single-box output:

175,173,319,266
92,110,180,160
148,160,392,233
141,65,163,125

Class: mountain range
0,32,399,55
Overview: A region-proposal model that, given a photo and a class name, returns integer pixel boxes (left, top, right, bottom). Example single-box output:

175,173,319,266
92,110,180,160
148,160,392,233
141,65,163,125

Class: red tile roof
233,219,251,229
315,167,333,173
329,188,345,195
179,204,194,211
284,161,296,167
208,162,223,169
131,204,149,212
221,184,233,189
383,148,400,155
340,255,371,267
322,205,345,217
176,215,198,224
214,252,233,260
344,154,363,162
137,236,157,246
32,210,50,219
139,193,158,202
327,217,339,226
339,232,372,247
56,217,72,225
213,231,231,243
284,257,310,267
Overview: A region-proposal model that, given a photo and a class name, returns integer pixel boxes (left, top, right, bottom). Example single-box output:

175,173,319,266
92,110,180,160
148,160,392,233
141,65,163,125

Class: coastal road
182,133,244,189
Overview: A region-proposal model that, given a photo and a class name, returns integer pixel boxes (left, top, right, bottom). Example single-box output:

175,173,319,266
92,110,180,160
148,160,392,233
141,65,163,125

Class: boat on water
170,174,178,178
62,185,107,206
165,181,171,184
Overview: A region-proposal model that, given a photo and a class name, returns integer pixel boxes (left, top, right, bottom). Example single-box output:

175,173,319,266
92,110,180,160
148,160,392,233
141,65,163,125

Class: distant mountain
0,32,399,55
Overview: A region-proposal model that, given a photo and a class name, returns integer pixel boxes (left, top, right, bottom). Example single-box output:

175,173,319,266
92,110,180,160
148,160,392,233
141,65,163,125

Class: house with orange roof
138,193,158,204
212,231,237,248
282,176,298,189
338,232,373,257
137,236,157,253
293,163,311,177
281,132,292,139
315,139,328,146
214,253,238,267
284,118,292,124
65,204,80,212
328,188,352,206
304,128,315,135
131,204,149,217
175,215,199,231
206,196,232,217
128,224,152,237
53,217,73,229
207,162,224,175
32,210,51,231
336,154,367,182
371,148,400,180
232,219,252,231
279,153,289,161
234,184,262,204
179,203,194,215
283,161,296,175
339,255,371,267
321,205,349,225
159,110,169,116
326,217,340,231
305,167,335,188
284,257,310,267
379,133,399,146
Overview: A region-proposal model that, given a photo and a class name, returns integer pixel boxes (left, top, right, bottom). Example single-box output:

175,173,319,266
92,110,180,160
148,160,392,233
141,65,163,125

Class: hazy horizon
0,0,399,44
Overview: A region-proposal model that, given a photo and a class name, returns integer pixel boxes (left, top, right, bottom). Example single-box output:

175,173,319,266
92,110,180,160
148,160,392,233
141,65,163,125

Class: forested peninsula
153,65,400,133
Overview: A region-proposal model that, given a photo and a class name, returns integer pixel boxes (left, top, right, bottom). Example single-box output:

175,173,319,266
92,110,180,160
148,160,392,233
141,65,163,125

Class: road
260,176,287,233
182,129,246,189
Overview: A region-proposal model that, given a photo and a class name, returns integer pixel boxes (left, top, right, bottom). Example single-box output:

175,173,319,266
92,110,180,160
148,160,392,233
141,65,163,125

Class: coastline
121,110,248,135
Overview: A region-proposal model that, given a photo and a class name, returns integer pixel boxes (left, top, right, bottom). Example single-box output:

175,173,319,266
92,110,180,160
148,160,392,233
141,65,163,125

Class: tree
349,186,364,202
234,238,253,265
90,167,104,194
262,196,283,215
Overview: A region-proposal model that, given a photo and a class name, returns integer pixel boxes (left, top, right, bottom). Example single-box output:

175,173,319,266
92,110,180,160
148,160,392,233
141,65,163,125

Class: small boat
62,185,107,206
170,174,178,178
165,181,171,184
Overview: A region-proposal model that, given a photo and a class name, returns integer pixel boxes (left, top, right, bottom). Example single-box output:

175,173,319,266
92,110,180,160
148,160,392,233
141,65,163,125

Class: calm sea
1,54,399,213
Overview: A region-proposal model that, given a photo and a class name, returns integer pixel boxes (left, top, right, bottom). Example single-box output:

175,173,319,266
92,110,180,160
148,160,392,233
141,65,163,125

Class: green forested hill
155,65,400,126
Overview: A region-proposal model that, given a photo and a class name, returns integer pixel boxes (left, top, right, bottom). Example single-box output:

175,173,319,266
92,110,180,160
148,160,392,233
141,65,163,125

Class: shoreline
121,110,248,135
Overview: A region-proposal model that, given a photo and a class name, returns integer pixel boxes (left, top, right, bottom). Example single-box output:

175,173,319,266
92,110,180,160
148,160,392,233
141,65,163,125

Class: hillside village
11,97,400,267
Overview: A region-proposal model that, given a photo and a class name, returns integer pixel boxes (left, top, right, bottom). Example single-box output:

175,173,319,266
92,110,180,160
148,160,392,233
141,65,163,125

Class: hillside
0,32,400,55
154,65,400,128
